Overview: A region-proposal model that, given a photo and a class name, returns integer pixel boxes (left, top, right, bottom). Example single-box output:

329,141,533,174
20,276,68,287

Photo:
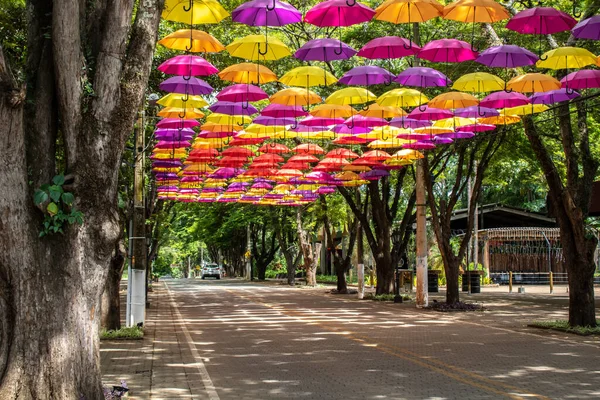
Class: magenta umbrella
455,106,499,118
209,168,245,179
339,65,395,86
408,106,453,121
209,101,258,116
300,116,345,126
253,116,297,125
390,117,432,129
158,55,218,77
217,84,268,103
506,7,577,57
331,124,371,134
437,131,476,139
295,38,357,61
458,124,495,133
395,67,450,88
357,36,421,60
403,142,436,150
480,91,530,109
418,39,478,63
159,76,213,95
344,115,388,128
261,104,308,118
396,133,431,140
304,0,375,27
157,118,200,129
572,15,600,40
560,70,600,90
530,88,580,105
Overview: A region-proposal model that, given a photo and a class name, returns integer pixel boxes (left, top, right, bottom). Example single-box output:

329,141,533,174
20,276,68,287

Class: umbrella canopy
359,104,406,118
159,76,214,95
572,15,600,40
536,47,598,70
390,117,432,129
304,0,376,27
455,106,498,118
344,115,388,128
476,45,538,68
279,66,338,87
158,29,225,53
479,91,530,108
311,104,357,118
156,118,200,129
293,143,325,154
377,88,428,108
503,104,549,115
506,7,577,35
258,143,291,154
232,0,302,26
357,36,421,59
506,73,561,93
158,55,219,76
409,106,453,121
428,91,479,109
395,67,450,87
157,93,209,108
294,38,357,61
442,0,508,23
157,107,205,119
452,72,505,93
206,113,252,126
339,66,395,86
375,0,443,23
418,39,478,63
162,0,230,24
218,62,278,84
326,148,360,159
560,69,600,89
217,84,268,102
326,87,377,105
270,88,322,106
209,101,258,115
261,103,309,118
253,116,296,126
530,88,580,105
300,116,345,126
226,34,291,61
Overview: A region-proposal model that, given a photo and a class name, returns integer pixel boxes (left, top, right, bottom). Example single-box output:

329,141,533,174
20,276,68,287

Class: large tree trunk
101,239,126,330
335,260,348,293
444,257,460,305
374,251,394,295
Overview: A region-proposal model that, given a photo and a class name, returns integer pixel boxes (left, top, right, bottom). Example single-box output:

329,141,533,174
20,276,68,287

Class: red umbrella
222,146,254,157
259,143,291,154
254,153,285,163
325,148,360,159
288,154,320,163
292,143,325,154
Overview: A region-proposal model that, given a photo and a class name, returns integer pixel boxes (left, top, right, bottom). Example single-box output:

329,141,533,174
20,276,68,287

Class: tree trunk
335,260,348,293
567,248,597,327
445,257,460,305
101,240,125,330
256,262,267,280
375,252,394,295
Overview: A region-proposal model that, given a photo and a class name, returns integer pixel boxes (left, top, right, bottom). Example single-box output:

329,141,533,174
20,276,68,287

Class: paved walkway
101,279,600,399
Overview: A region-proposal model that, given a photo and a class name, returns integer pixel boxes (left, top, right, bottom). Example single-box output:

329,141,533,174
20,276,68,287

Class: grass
100,326,144,340
528,320,600,336
363,293,413,302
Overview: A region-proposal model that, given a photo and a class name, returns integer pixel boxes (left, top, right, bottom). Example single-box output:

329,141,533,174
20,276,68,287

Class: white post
246,225,251,280
415,158,428,308
357,263,364,299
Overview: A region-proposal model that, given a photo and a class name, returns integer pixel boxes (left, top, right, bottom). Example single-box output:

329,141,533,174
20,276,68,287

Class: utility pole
413,22,428,308
127,110,147,327
357,220,364,300
246,225,251,280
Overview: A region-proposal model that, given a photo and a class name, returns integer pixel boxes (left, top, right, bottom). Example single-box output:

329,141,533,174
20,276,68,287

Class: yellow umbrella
162,0,230,24
414,126,453,134
443,0,509,23
428,91,479,109
226,35,291,61
452,72,505,93
152,149,187,158
506,73,561,93
280,66,337,87
219,63,278,84
244,124,287,136
375,0,443,23
368,138,408,149
503,104,549,115
326,87,377,105
157,107,205,119
310,104,357,118
433,117,477,128
391,149,424,160
158,29,225,53
201,122,244,132
191,138,229,148
359,103,407,118
270,88,322,106
536,47,597,70
272,184,294,193
479,115,521,125
205,113,252,126
376,88,428,108
297,131,336,140
158,93,208,108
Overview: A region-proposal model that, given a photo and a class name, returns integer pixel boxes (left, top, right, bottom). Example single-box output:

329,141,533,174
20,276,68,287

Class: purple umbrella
232,0,301,26
338,65,395,86
157,55,218,77
480,91,530,109
295,38,356,61
209,101,258,116
152,160,183,168
154,128,195,135
155,132,194,140
395,67,450,87
300,116,345,126
455,106,499,118
159,76,213,95
332,124,371,134
432,136,453,145
157,118,200,129
403,141,436,150
530,88,580,104
361,169,389,180
209,168,245,179
253,116,297,126
560,70,600,90
476,45,538,68
357,36,421,59
572,15,600,40
408,106,453,121
155,140,190,149
344,115,388,128
390,117,432,129
261,104,309,118
457,125,494,133
217,84,268,103
437,131,476,139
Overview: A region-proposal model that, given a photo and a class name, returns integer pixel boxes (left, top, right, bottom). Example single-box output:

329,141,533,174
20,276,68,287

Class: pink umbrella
403,142,436,150
158,55,218,77
418,39,478,63
300,116,345,126
479,91,530,109
458,124,495,133
261,104,309,118
304,0,375,27
357,36,421,60
217,84,268,106
438,131,476,139
344,114,388,128
560,70,600,90
156,118,200,129
409,106,453,121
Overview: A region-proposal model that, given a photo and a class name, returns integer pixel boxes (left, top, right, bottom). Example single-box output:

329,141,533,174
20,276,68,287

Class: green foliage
100,326,144,340
364,293,413,302
33,175,83,237
530,320,600,336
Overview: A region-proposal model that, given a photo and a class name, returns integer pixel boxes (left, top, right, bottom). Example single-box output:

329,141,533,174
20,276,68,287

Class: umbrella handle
572,4,581,18
565,86,576,96
185,28,194,52
346,0,356,6
403,40,413,51
361,104,370,111
183,0,192,12
503,81,513,94
384,77,393,86
418,104,427,112
258,42,269,56
477,106,487,117
266,0,276,11
334,41,344,55
237,121,245,127
182,92,189,102
241,101,249,109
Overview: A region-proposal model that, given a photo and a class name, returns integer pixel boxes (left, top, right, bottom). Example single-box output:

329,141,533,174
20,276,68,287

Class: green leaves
47,202,58,216
52,174,65,185
61,192,74,206
48,185,62,202
34,189,48,205
33,174,83,237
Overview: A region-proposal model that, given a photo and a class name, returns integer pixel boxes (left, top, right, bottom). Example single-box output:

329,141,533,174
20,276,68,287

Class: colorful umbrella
409,106,453,121
359,104,406,118
158,55,219,77
311,104,357,118
339,66,395,86
295,38,357,61
374,0,443,47
304,0,375,27
572,15,600,40
162,0,230,24
442,0,508,50
219,63,278,84
452,72,505,93
158,29,225,53
506,73,561,93
217,84,268,103
157,93,209,108
279,66,338,87
560,70,600,90
390,117,432,129
428,91,479,109
455,106,498,118
530,88,580,104
357,36,421,60
261,104,309,118
232,0,301,26
479,91,530,108
209,101,258,116
536,47,597,70
476,45,538,68
377,88,428,108
159,76,214,95
326,87,377,105
270,88,322,107
156,118,200,129
226,35,291,61
395,67,450,87
418,39,478,63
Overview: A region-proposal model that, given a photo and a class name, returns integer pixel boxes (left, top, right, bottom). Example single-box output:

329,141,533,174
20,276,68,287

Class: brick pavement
102,279,600,399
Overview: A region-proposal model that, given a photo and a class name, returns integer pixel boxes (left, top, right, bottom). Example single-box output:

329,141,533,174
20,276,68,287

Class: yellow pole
509,271,513,293
549,271,554,294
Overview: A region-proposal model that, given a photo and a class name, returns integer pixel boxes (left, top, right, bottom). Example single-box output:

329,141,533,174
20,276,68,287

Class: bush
529,320,600,336
364,293,413,302
100,326,144,340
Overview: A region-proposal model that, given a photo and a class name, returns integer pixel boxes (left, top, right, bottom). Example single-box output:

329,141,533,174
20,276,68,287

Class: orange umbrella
292,143,325,154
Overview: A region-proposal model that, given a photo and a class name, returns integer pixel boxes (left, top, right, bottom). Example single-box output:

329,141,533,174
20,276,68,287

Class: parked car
201,263,222,280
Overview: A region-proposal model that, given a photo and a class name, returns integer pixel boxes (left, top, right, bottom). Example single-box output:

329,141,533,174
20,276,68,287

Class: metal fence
490,272,600,285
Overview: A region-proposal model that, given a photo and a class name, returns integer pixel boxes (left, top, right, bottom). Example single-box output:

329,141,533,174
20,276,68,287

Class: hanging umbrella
305,0,375,27
572,15,600,40
279,66,338,87
359,104,406,118
293,143,325,154
409,106,453,121
311,104,357,118
217,84,268,102
300,116,345,126
159,76,214,95
205,114,252,126
344,115,388,128
156,118,200,129
209,101,258,116
503,104,549,115
428,91,479,109
442,0,509,51
261,104,309,118
560,69,600,90
433,117,477,128
456,124,494,133
368,138,409,149
377,88,428,108
162,0,230,24
158,55,219,77
454,106,498,118
294,38,357,61
158,29,225,53
339,66,396,86
270,88,322,107
226,35,291,61
232,0,301,26
395,67,450,87
476,45,538,68
530,88,580,105
219,63,278,84
479,91,530,108
506,7,577,58
326,87,377,105
536,47,597,70
506,73,561,93
374,0,443,47
418,39,478,63
390,117,432,129
157,93,208,108
253,116,296,126
157,107,205,119
357,36,421,61
452,72,505,93
258,143,291,154
332,124,371,134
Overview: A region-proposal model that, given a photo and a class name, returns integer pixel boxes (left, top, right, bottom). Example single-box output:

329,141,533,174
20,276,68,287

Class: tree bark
296,208,320,286
101,239,126,330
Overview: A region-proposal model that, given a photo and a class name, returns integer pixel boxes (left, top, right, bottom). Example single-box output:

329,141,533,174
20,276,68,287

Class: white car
201,264,222,279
